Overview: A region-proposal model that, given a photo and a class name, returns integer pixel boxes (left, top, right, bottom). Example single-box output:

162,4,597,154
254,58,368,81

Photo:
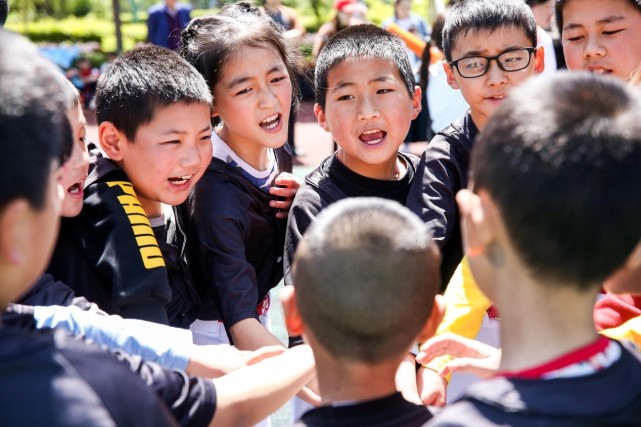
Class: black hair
0,30,71,210
294,198,440,363
554,0,641,36
472,72,641,289
314,24,415,110
525,0,550,6
180,1,302,126
442,0,537,62
95,44,212,141
0,0,8,26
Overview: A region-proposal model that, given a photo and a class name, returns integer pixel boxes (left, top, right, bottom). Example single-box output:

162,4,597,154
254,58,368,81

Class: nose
356,94,380,121
485,59,507,87
583,34,605,59
180,143,202,169
258,85,278,109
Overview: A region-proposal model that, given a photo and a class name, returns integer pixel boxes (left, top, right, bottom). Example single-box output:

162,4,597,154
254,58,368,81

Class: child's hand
270,172,301,219
417,333,501,379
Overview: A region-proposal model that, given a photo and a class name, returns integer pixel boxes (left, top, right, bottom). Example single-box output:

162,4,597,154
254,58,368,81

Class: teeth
168,175,192,185
591,69,606,74
362,129,381,135
261,114,279,124
364,138,383,145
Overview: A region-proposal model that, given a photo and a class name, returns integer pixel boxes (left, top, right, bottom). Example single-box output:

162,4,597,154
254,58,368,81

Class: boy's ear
443,62,460,90
99,122,126,161
456,189,495,257
533,45,545,75
210,105,219,119
417,294,445,342
313,103,331,133
280,284,305,336
411,86,422,120
0,199,31,265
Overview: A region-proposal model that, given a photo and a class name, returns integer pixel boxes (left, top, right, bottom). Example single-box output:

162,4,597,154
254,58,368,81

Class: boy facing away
405,0,544,287
427,72,641,426
282,198,444,427
48,45,213,327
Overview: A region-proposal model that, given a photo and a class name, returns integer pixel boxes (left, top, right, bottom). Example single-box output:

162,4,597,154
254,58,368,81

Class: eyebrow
160,125,211,135
226,65,284,89
563,15,626,32
330,75,397,92
458,45,525,58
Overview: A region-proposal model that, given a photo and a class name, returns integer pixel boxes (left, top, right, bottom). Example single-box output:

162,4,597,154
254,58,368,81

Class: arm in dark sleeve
188,179,260,330
283,184,324,288
405,137,468,287
79,180,171,323
283,184,326,348
115,350,216,427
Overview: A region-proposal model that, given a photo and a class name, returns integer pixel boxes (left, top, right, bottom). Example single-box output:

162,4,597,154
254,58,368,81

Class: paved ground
85,100,428,426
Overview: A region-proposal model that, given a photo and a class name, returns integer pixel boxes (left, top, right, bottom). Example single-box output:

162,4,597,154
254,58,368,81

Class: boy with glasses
405,0,544,405
407,0,544,290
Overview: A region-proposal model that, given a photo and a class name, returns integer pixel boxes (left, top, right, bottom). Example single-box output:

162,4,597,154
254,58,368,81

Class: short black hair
0,0,8,26
95,45,212,141
554,0,641,36
314,24,415,110
472,72,641,289
180,1,302,124
293,198,441,363
442,0,537,62
0,30,71,211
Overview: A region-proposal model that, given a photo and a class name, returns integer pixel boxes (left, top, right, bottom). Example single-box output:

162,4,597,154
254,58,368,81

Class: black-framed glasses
449,47,536,79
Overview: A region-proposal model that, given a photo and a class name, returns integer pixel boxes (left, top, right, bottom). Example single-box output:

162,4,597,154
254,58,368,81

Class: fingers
416,333,495,364
441,357,498,379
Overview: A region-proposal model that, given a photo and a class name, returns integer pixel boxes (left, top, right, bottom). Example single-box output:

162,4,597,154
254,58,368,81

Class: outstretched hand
417,333,501,379
270,172,301,219
187,344,286,379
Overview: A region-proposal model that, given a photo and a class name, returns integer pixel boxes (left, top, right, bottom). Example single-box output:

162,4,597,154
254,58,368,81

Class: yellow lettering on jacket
106,181,165,269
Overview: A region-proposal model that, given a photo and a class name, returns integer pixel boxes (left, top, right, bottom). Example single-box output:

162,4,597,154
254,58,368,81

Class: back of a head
314,24,415,110
473,72,641,290
554,0,641,36
0,29,71,211
180,2,301,114
442,0,537,62
293,198,441,363
95,44,212,142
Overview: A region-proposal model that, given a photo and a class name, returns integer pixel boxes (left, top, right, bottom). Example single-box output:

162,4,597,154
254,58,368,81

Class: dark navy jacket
0,313,216,427
427,340,641,427
179,146,292,334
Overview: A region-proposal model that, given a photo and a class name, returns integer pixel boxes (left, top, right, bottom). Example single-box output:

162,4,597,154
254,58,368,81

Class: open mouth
260,114,281,130
587,68,611,75
168,175,193,186
486,95,505,101
359,129,386,145
67,181,83,195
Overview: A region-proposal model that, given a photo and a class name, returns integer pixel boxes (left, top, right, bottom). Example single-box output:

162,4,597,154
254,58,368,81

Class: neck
219,128,270,171
138,197,162,219
314,353,401,405
494,266,600,372
336,151,404,181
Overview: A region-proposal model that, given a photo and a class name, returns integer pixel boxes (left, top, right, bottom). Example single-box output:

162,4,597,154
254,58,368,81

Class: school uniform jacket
179,147,292,333
406,111,478,289
48,157,200,327
427,340,641,427
0,312,216,427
